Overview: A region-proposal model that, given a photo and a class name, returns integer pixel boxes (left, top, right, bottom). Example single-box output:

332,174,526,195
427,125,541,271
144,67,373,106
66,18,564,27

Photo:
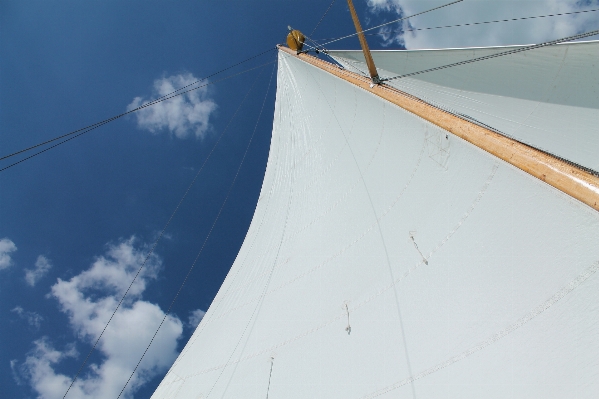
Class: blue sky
1,1,597,398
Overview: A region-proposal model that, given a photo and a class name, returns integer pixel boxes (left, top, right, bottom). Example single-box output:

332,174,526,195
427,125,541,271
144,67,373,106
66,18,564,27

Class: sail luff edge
278,45,599,212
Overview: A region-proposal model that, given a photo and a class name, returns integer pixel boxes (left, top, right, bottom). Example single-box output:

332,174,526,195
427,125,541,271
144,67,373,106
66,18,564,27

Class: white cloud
127,73,217,139
20,237,183,399
366,0,599,49
12,306,44,330
0,237,17,270
11,359,23,385
25,255,52,286
187,308,206,329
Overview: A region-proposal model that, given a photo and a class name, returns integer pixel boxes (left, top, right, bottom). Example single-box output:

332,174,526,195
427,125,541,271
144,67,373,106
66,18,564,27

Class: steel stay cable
316,0,462,47
313,8,599,41
1,57,279,173
368,8,599,38
382,28,599,82
310,0,337,36
0,47,276,162
61,63,272,399
115,63,275,399
204,62,297,399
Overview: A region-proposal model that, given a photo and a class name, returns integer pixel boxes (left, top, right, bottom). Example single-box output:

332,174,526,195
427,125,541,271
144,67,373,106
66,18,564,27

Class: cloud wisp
25,255,52,286
127,73,217,139
187,308,206,329
19,237,183,399
0,237,17,270
12,306,44,330
366,0,599,49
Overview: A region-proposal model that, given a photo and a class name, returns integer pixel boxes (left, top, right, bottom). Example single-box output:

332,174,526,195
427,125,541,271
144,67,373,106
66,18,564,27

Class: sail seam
204,133,426,325
172,142,499,383
359,260,599,399
174,141,430,381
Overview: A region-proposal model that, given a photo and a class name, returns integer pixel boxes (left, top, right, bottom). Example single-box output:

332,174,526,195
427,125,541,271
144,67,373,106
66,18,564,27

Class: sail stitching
181,152,496,381
295,78,358,193
173,138,428,383
359,260,599,399
285,87,381,242
205,134,425,325
305,65,416,378
425,162,498,258
203,60,362,318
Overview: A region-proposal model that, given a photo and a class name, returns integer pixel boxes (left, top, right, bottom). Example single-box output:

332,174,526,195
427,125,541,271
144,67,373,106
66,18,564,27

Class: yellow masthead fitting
286,26,305,53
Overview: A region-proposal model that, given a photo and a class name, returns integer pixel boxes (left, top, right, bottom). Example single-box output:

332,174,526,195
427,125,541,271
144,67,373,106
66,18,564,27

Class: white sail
152,49,599,399
330,41,599,172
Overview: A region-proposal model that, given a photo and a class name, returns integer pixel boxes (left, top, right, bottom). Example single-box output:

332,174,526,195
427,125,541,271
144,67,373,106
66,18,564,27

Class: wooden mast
346,0,381,84
277,45,599,212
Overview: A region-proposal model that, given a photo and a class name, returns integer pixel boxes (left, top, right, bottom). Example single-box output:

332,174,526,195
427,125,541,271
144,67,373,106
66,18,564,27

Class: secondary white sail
330,41,599,172
152,49,599,399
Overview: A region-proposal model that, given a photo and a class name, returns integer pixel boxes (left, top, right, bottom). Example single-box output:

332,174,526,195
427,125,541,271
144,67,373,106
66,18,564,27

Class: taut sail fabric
330,41,599,172
152,50,599,399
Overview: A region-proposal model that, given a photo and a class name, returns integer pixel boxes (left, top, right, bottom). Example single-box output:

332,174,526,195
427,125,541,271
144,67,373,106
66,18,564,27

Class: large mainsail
152,46,599,398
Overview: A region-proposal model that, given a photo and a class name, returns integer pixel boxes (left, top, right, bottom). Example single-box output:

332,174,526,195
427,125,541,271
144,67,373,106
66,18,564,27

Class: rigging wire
61,63,272,399
115,61,277,399
310,0,337,36
382,28,599,82
0,57,279,173
316,0,463,47
373,8,599,38
0,47,276,164
314,8,599,41
204,60,298,399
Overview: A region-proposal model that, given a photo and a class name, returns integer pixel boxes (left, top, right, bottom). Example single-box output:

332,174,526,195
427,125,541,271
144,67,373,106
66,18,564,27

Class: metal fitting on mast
286,26,306,54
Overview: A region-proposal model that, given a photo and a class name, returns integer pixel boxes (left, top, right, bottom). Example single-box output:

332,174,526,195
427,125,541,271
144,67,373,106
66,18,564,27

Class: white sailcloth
152,49,599,399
